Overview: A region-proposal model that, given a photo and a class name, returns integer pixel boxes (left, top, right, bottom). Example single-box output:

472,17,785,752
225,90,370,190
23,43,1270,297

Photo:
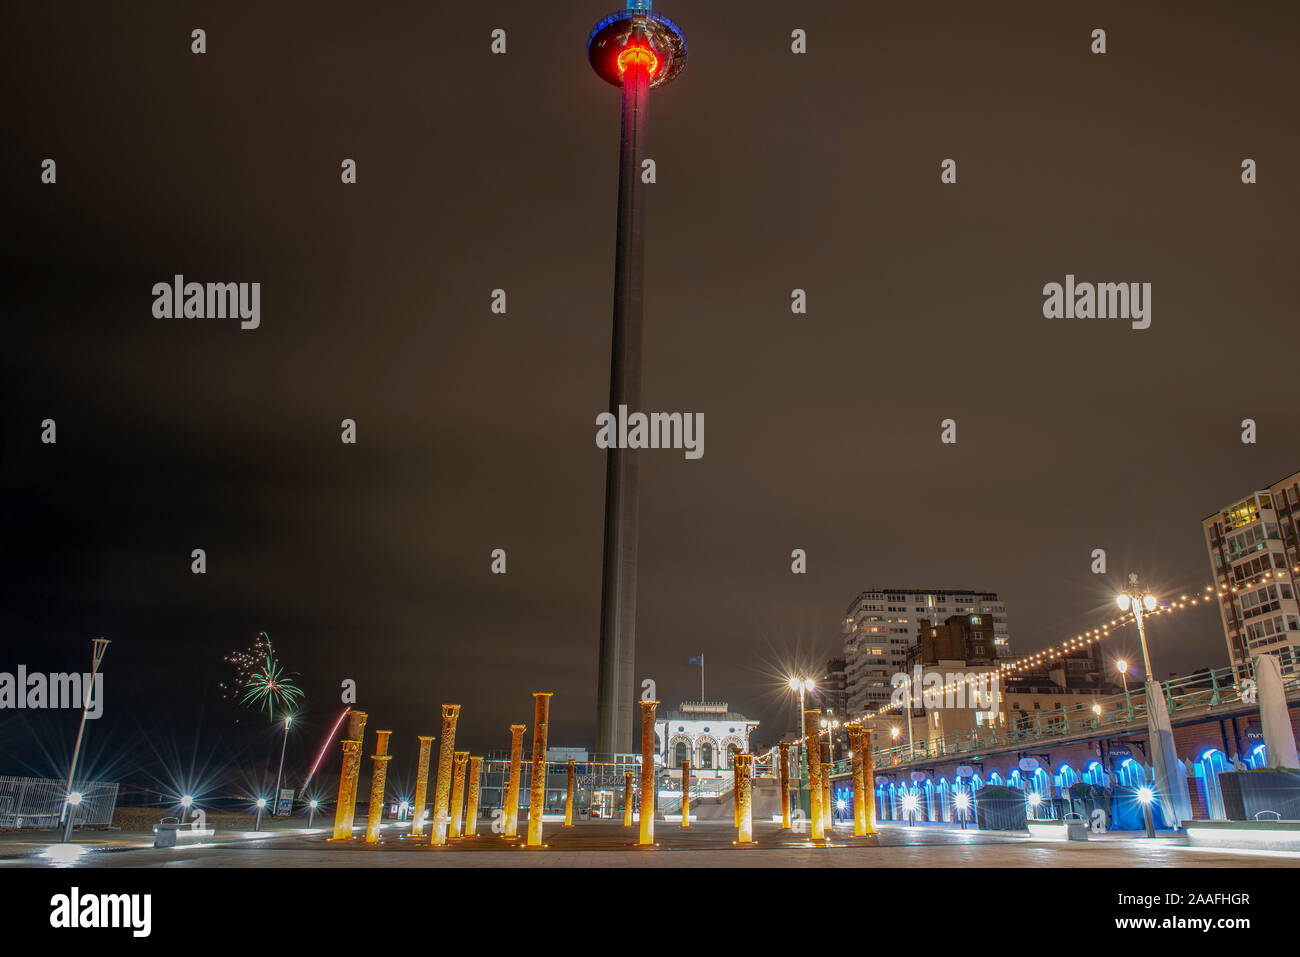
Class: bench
153,817,216,848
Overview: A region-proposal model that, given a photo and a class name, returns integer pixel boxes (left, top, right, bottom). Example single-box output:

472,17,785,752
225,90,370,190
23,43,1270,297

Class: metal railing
0,775,119,829
864,658,1298,771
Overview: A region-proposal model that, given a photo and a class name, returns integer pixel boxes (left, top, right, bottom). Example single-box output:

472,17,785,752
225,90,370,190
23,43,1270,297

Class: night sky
2,1,1297,790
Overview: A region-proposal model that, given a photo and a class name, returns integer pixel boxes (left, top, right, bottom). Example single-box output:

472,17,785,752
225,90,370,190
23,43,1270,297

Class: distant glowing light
181,795,193,808
901,794,919,813
1137,786,1155,805
835,798,847,812
67,791,83,806
1116,595,1131,611
954,793,971,809
256,797,267,808
1027,793,1042,807
617,44,659,77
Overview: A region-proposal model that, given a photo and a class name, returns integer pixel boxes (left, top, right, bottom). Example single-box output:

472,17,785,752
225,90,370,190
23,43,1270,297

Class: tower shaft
595,60,650,757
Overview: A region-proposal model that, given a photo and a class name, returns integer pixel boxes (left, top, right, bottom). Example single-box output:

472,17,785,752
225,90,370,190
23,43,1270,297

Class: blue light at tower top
628,0,652,9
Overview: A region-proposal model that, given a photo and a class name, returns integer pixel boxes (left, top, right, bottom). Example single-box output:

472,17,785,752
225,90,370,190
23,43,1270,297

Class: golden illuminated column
429,704,460,846
564,759,575,827
732,751,741,827
820,740,833,832
465,756,482,836
525,692,552,847
734,754,755,844
680,758,691,828
847,724,868,837
803,709,824,840
778,742,791,829
860,727,876,834
330,709,367,840
365,730,393,843
636,700,658,847
410,735,435,837
623,771,634,827
449,751,469,839
505,724,526,838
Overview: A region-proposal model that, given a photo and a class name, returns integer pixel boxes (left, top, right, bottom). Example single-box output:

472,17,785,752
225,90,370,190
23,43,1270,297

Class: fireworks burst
221,632,304,722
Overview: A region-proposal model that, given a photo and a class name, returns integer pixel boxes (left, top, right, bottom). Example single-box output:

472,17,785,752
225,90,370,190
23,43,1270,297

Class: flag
685,654,703,667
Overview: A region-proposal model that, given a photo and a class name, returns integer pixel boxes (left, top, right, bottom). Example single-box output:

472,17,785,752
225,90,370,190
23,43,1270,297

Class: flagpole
700,654,705,703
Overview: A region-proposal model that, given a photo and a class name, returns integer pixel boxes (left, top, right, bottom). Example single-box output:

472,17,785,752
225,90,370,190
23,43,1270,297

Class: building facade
657,701,759,772
820,657,848,720
1202,470,1300,679
843,588,1012,717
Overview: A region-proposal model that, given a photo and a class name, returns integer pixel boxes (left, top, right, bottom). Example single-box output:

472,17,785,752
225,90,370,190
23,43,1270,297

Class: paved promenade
4,820,1298,867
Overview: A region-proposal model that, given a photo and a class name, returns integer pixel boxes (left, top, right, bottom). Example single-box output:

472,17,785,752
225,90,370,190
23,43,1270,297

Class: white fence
0,775,119,829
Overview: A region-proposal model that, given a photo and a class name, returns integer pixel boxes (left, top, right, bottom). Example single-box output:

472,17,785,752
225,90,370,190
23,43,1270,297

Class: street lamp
271,714,293,818
308,798,320,829
255,796,267,832
1136,785,1156,839
1116,658,1129,694
787,676,815,820
901,790,919,826
1118,572,1191,829
1116,574,1158,682
954,789,970,829
61,637,110,843
820,717,840,763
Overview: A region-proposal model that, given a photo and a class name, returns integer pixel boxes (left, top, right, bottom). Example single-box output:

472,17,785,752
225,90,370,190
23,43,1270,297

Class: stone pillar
564,759,575,827
734,753,755,844
429,704,460,846
848,724,867,837
732,750,741,827
779,741,791,829
636,700,658,846
860,727,876,834
681,758,691,828
465,756,482,836
803,709,824,840
410,735,435,837
505,724,526,838
365,729,392,843
449,751,468,839
820,739,833,832
525,693,552,847
330,709,367,840
623,770,634,827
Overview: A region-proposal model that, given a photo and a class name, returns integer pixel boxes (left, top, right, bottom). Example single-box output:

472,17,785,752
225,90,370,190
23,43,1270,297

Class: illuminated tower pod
588,2,688,757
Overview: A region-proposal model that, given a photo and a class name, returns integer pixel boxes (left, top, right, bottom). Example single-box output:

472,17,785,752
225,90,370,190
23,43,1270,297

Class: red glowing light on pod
617,44,658,78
